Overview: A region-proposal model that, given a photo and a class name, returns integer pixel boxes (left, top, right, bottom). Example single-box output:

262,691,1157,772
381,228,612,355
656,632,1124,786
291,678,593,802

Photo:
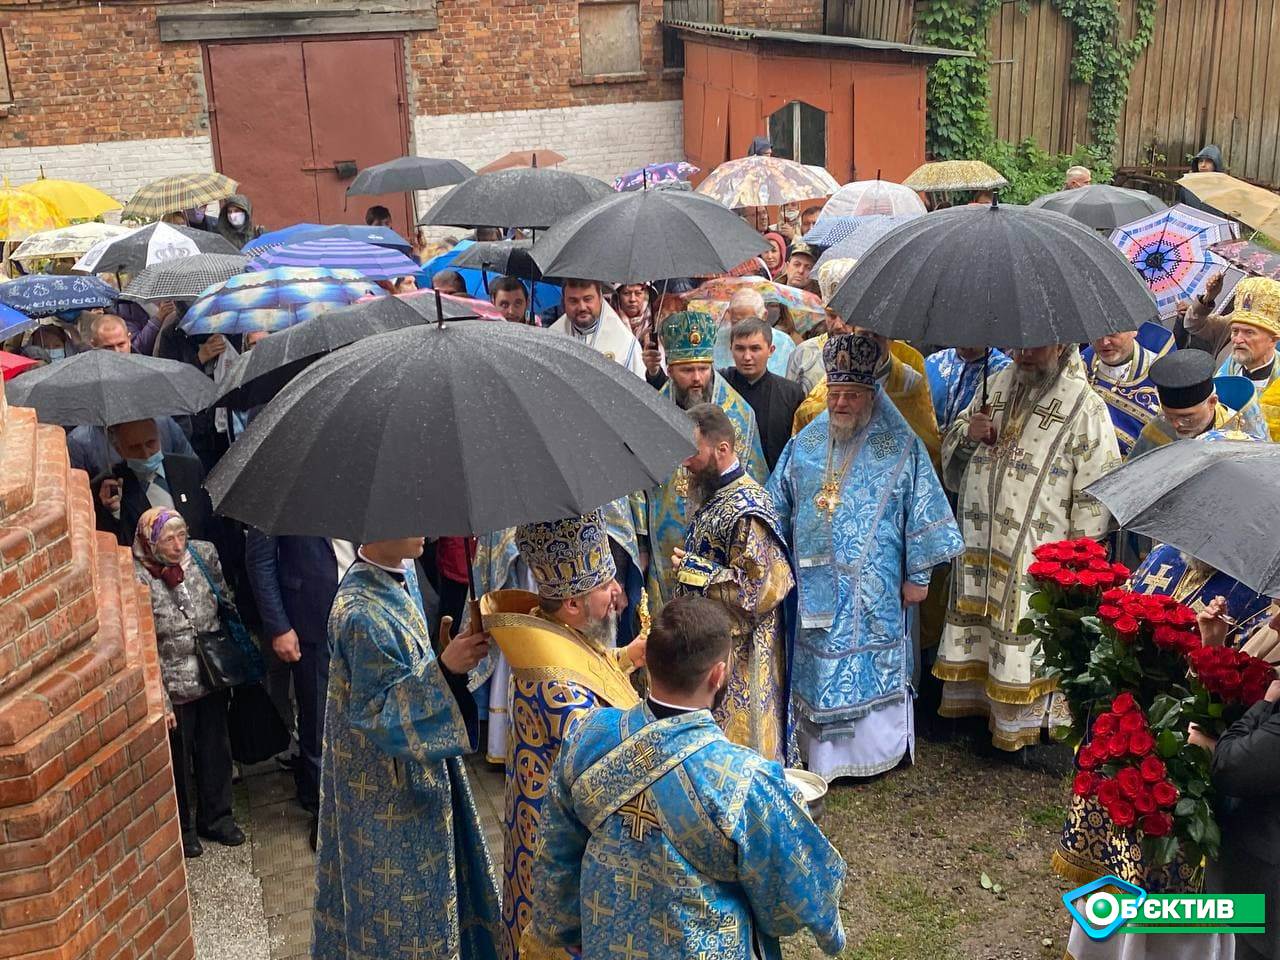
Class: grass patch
1024,802,1066,830
848,877,963,960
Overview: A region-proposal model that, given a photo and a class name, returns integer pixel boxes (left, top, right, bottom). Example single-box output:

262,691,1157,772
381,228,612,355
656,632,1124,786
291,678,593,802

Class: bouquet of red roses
1026,538,1131,595
1183,644,1275,736
1089,589,1204,710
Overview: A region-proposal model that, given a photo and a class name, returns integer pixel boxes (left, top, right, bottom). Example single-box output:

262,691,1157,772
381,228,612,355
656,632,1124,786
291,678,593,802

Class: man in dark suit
245,531,353,843
719,317,806,471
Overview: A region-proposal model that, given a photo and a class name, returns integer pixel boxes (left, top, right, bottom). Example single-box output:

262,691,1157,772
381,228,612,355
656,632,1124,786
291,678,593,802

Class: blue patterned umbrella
801,216,864,247
245,237,419,280
180,268,382,335
0,274,118,317
1110,204,1239,318
243,224,412,255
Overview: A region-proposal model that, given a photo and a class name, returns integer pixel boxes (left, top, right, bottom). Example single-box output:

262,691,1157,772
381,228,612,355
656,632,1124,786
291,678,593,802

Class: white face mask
227,210,247,228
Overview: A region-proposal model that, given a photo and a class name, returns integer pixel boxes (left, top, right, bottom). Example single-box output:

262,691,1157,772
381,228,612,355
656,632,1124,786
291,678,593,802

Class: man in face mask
95,419,217,552
21,323,76,364
214,194,259,250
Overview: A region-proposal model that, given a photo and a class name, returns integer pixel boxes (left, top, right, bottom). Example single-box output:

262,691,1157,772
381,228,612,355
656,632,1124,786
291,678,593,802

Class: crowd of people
5,146,1280,960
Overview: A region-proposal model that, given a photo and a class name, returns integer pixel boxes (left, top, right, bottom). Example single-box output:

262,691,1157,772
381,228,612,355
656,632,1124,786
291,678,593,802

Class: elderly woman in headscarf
213,194,261,250
133,507,245,858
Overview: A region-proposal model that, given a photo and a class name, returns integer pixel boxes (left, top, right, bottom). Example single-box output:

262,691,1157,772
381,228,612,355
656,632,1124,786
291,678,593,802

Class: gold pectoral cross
673,467,689,498
815,477,841,518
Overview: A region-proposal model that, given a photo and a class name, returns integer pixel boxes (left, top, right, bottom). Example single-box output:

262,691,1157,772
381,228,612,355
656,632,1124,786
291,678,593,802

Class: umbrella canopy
1210,238,1280,280
821,179,927,218
531,189,767,283
19,178,121,221
420,169,613,229
1086,440,1280,597
695,156,840,208
120,253,249,303
206,320,695,541
450,239,541,278
121,172,239,222
11,223,131,264
1177,172,1280,242
801,216,863,247
180,268,382,335
74,222,239,274
1029,183,1167,232
346,156,473,196
477,149,566,174
245,237,419,280
5,350,218,426
613,162,699,192
0,274,118,317
670,275,828,334
902,160,1008,193
0,184,65,241
813,215,921,269
0,351,40,381
0,303,38,340
1109,203,1239,318
827,202,1157,348
242,223,412,256
214,292,479,409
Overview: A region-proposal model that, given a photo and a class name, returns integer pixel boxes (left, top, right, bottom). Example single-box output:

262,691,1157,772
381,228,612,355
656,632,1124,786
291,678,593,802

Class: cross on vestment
372,909,403,936
400,889,430,907
587,891,615,924
1078,496,1104,516
1030,511,1057,535
1140,564,1175,593
988,394,1009,416
815,478,842,519
1034,398,1068,430
375,802,411,827
348,772,378,801
1048,461,1070,484
619,792,661,842
963,560,989,584
649,914,683,945
704,755,738,790
990,643,1008,669
629,741,658,772
788,849,813,880
609,934,650,960
399,938,432,960
963,502,988,530
353,879,375,903
993,506,1021,536
1007,451,1038,481
615,862,655,899
418,848,445,872
356,928,378,951
353,827,375,850
957,629,983,655
372,857,405,883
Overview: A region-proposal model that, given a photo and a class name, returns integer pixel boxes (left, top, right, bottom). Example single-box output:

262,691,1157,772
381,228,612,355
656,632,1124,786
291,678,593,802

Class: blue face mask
127,451,164,475
46,347,66,361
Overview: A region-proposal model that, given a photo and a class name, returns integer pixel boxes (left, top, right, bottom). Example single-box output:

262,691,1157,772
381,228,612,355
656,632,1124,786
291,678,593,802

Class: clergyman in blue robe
313,545,501,960
925,347,1010,434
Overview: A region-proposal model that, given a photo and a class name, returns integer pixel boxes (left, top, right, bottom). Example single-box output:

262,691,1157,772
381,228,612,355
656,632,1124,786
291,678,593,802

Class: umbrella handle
464,536,484,633
981,350,989,407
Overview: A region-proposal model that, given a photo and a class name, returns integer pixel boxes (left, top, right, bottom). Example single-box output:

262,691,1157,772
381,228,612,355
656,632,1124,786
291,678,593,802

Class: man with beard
1132,349,1267,456
934,344,1121,752
1081,323,1172,458
522,596,847,960
670,403,794,761
479,510,646,960
640,311,767,616
785,259,856,394
549,278,645,377
768,334,963,781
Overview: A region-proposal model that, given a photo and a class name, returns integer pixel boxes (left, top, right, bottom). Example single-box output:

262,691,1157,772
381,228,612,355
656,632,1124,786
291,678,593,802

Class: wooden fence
822,0,1280,188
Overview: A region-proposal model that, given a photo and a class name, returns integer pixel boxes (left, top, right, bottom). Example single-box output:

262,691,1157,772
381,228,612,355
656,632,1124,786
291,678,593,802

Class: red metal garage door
205,37,413,234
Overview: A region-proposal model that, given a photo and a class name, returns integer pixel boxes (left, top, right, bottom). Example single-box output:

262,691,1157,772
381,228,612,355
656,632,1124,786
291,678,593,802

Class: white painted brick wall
0,137,215,218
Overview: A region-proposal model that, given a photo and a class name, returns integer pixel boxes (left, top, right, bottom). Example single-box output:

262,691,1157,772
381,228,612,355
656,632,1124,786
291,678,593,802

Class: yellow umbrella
19,177,121,221
1177,172,1280,243
0,180,66,241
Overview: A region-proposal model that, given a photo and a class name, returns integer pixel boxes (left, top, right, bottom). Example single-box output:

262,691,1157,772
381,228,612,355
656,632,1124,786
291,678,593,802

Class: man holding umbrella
934,344,1121,752
549,278,645,377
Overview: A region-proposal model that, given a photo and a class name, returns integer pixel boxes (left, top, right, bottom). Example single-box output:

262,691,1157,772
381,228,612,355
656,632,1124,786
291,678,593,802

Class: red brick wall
0,389,194,960
722,0,824,31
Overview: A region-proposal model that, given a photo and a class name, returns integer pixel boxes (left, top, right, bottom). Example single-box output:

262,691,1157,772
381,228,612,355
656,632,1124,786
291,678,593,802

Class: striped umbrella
11,223,131,264
246,237,420,280
122,172,239,222
120,253,249,303
243,224,412,256
180,268,382,335
695,156,840,208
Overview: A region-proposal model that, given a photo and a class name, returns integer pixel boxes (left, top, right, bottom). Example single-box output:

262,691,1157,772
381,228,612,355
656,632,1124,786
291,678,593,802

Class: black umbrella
7,350,218,426
213,293,476,409
1029,184,1167,232
346,156,474,196
75,222,239,275
531,189,769,283
827,201,1158,348
451,240,542,279
1086,440,1280,597
120,253,249,303
206,320,694,541
419,169,613,229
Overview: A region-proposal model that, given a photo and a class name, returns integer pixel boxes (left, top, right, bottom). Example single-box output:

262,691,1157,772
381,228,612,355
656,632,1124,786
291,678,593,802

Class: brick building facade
0,0,818,221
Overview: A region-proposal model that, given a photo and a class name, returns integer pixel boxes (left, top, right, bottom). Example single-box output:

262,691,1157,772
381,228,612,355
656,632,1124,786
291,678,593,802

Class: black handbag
227,683,291,765
188,547,265,690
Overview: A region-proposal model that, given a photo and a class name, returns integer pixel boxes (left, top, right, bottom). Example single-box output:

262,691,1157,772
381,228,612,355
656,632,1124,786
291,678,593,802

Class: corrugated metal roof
663,19,973,59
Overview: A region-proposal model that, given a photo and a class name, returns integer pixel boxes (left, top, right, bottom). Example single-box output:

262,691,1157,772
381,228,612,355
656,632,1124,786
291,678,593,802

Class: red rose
1152,781,1178,808
1101,587,1127,602
1113,616,1141,637
1027,561,1062,580
1073,772,1099,797
1093,713,1118,737
1141,812,1173,837
1112,692,1138,715
1129,730,1156,756
1108,799,1137,828
1078,745,1101,770
1096,778,1123,808
1033,542,1070,562
1098,604,1123,621
1139,756,1166,783
1053,569,1079,588
1171,606,1199,627
1219,673,1245,701
1116,767,1144,798
1119,711,1147,733
1111,563,1131,579
1076,570,1102,589
1108,733,1132,759
1133,790,1158,815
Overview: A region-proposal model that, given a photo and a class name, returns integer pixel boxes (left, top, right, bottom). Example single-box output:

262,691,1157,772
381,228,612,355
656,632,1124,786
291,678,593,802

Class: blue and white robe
925,348,1011,434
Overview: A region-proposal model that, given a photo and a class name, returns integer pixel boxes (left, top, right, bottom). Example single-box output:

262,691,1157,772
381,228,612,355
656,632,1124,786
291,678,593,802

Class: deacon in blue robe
1082,321,1173,458
925,347,1011,434
313,551,500,960
523,703,846,960
768,334,963,782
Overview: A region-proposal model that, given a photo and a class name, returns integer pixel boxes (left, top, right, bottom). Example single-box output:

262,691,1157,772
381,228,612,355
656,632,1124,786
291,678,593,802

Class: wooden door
851,64,925,183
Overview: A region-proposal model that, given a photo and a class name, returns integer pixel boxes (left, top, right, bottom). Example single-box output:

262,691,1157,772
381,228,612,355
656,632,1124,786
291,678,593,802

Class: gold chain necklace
815,432,857,519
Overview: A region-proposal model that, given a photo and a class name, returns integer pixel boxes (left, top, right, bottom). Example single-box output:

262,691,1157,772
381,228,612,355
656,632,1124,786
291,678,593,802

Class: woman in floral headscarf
760,231,788,279
133,507,244,858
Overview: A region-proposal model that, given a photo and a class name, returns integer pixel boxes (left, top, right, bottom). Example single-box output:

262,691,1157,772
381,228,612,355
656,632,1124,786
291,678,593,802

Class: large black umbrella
206,320,694,541
213,293,476,409
7,350,217,426
531,189,769,283
346,156,474,196
451,240,541,279
419,169,613,230
827,202,1157,348
1029,184,1167,232
1086,440,1280,597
